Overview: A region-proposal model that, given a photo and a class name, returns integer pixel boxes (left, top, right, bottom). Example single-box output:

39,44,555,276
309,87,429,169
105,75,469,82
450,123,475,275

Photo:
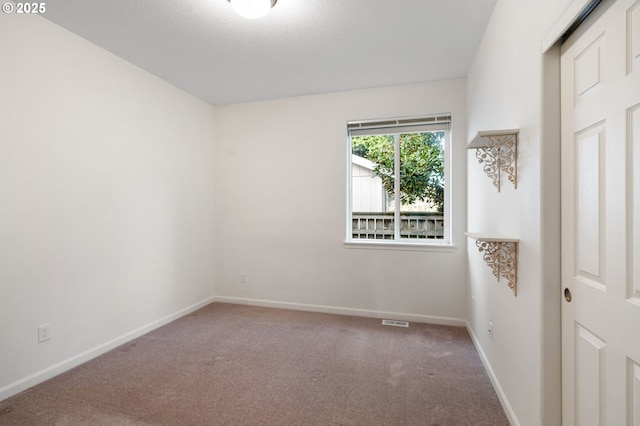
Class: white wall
466,1,572,425
213,80,468,323
0,14,216,398
351,157,386,213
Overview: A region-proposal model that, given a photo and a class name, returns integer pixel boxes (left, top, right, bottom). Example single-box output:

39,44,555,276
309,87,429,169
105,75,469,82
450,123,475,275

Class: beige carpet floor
0,303,509,425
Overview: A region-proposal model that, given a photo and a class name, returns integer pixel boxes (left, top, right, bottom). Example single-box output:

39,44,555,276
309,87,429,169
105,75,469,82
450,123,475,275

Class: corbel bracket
467,130,518,191
466,233,518,296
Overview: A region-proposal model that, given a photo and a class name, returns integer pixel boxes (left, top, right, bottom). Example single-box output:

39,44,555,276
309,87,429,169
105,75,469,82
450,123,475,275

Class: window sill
343,240,456,252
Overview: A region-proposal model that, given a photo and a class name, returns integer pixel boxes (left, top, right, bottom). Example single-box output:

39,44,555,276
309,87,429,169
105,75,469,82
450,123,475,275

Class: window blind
347,114,451,137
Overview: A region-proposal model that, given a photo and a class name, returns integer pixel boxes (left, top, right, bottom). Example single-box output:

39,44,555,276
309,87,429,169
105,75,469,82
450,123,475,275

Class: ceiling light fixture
228,0,277,19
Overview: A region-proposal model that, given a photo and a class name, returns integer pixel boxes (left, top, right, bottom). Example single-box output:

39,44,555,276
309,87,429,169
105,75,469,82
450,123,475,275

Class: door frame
541,0,609,424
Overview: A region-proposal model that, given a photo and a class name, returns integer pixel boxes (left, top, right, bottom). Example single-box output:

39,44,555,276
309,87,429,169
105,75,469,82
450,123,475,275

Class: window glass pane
351,135,394,239
349,122,448,244
398,132,445,240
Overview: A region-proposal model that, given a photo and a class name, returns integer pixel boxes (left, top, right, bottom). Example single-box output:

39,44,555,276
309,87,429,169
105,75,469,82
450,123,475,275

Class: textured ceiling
42,0,497,106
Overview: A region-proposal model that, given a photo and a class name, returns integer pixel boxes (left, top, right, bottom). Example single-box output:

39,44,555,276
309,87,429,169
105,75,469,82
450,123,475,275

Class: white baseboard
466,322,519,426
0,296,216,402
214,295,466,327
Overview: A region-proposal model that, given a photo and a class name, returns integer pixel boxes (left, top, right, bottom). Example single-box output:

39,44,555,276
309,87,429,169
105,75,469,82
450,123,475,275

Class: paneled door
561,0,640,424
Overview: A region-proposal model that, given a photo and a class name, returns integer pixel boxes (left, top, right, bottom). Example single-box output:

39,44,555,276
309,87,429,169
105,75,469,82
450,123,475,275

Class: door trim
543,0,603,52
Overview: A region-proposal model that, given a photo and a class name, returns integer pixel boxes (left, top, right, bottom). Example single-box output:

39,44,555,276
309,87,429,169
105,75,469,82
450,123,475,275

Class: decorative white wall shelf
467,129,519,191
466,232,519,296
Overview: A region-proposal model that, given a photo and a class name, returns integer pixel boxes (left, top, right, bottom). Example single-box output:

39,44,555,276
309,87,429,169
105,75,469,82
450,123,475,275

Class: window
347,114,451,244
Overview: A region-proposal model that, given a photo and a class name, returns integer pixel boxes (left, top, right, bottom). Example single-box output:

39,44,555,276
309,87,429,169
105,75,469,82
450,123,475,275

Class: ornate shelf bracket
466,233,519,296
467,129,518,191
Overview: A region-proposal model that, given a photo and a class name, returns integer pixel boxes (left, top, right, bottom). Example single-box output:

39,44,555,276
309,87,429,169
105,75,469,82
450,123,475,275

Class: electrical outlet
38,324,51,343
488,322,494,340
471,296,476,311
241,273,247,284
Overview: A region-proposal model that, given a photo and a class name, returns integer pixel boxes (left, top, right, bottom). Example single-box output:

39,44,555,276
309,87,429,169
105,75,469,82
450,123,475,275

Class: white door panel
631,360,640,425
562,0,640,424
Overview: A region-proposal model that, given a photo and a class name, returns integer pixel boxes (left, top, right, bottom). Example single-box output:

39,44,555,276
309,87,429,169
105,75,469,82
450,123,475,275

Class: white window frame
345,114,453,249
